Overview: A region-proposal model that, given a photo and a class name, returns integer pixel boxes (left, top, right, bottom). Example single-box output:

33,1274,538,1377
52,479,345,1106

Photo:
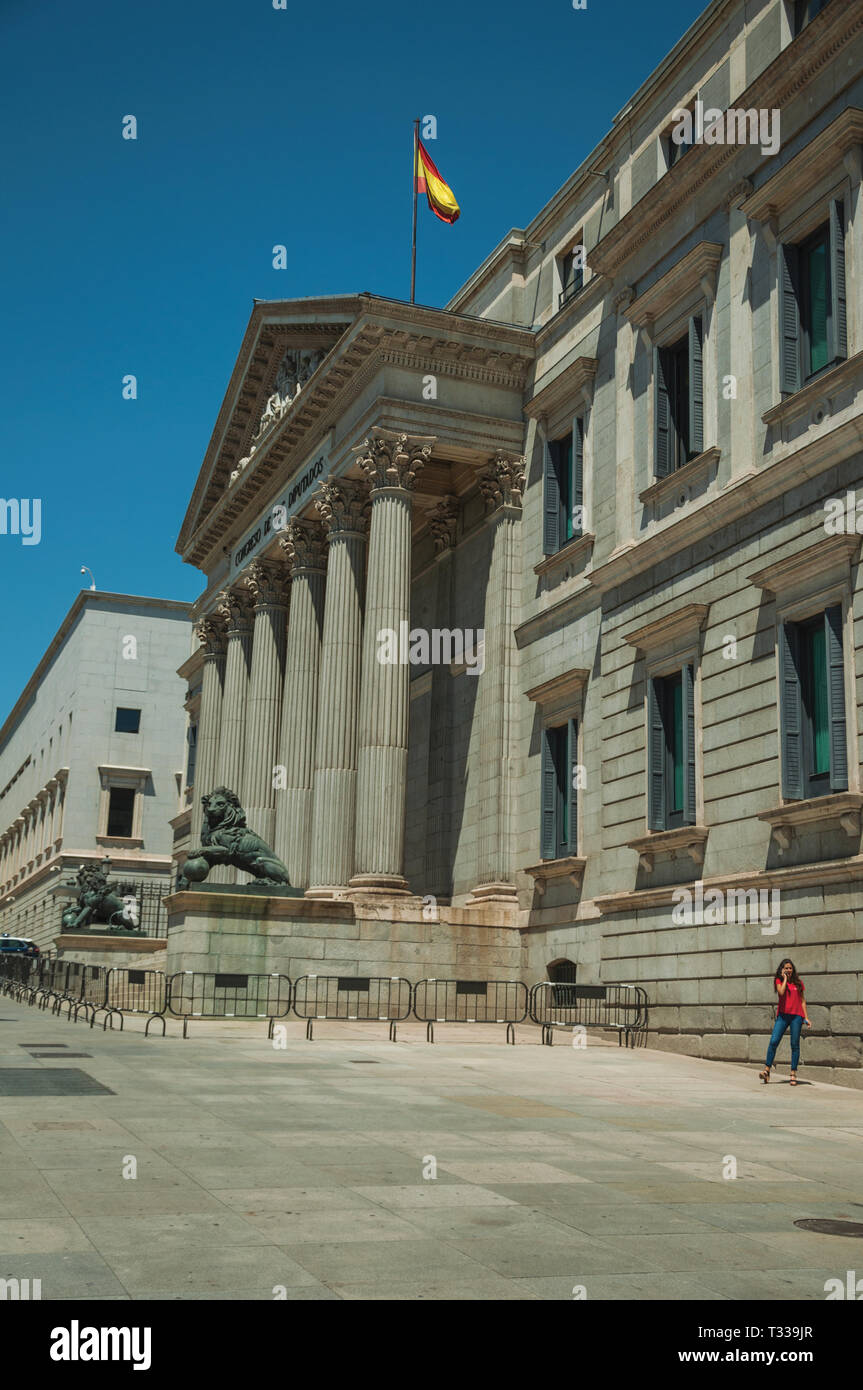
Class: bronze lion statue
178,787,291,889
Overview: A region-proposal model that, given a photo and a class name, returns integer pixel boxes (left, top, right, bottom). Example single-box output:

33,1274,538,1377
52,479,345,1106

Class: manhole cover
0,1069,115,1097
794,1219,863,1237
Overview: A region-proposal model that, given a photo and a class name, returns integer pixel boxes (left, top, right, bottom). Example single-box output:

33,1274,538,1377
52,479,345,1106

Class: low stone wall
54,934,167,971
163,889,524,981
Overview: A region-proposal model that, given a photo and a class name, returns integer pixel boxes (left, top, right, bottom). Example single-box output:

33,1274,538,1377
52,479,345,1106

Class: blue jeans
766,1013,803,1070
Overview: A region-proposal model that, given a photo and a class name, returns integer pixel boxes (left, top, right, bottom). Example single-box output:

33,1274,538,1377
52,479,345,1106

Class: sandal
759,1068,770,1084
790,1073,798,1086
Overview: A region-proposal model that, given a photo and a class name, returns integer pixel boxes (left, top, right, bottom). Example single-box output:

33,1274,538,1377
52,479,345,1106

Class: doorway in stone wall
547,958,577,1008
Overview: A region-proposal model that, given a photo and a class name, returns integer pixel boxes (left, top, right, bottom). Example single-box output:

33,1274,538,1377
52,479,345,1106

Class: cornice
524,357,598,421
741,107,863,224
624,244,723,328
587,4,863,280
748,533,861,596
594,852,863,914
525,667,591,707
623,603,710,652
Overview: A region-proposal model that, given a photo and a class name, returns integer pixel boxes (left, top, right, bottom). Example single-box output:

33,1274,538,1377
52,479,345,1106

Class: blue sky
0,0,704,722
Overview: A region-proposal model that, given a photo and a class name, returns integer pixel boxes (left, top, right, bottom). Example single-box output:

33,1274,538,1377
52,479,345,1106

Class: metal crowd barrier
94,968,170,1035
167,971,292,1038
292,975,412,1040
412,978,529,1043
529,981,648,1047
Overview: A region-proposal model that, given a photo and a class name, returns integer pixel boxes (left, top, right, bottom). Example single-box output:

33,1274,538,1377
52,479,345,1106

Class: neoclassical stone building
172,0,863,1082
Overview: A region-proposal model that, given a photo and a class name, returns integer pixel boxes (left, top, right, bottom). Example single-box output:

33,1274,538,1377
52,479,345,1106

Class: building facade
174,0,863,1082
0,592,192,949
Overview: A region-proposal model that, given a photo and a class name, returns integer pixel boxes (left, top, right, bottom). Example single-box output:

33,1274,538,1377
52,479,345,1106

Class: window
664,110,695,170
547,959,577,1007
793,0,833,37
186,723,198,789
648,665,696,831
654,317,703,476
779,202,846,392
558,242,584,310
106,786,136,838
540,719,577,859
779,605,847,800
115,707,141,733
543,417,584,553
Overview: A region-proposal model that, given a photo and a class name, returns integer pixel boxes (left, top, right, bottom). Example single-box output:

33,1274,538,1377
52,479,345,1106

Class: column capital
279,518,327,574
479,452,525,513
215,586,254,636
428,495,460,554
195,613,228,657
244,558,290,611
353,428,435,494
314,476,370,538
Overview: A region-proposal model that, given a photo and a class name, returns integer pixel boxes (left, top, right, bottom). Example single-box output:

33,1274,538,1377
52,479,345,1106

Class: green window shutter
825,603,848,792
779,620,804,800
683,662,697,825
567,718,579,856
540,727,557,858
654,347,672,477
571,416,584,537
688,316,704,456
778,243,801,394
829,198,847,364
543,438,560,555
648,677,666,831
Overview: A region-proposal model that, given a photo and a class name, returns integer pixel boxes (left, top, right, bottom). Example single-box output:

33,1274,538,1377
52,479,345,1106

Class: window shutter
688,316,704,456
825,603,848,792
648,677,666,831
571,416,584,537
778,243,801,395
683,662,697,825
543,438,560,555
567,718,579,856
779,620,803,800
654,346,672,478
829,198,847,364
540,727,557,858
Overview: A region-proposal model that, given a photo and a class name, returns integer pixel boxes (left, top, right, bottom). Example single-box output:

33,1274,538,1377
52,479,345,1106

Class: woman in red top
759,958,810,1086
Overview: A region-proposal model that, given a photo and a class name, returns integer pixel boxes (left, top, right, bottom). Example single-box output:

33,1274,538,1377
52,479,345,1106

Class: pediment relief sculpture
229,347,328,488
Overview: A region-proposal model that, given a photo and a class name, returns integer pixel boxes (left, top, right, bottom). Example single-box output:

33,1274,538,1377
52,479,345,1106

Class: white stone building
172,0,863,1082
0,592,192,949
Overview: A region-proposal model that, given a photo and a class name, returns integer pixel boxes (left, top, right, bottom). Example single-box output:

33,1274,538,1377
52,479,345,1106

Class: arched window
547,958,577,1008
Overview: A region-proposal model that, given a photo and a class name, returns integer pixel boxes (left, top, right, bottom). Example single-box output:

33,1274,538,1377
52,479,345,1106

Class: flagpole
410,117,419,304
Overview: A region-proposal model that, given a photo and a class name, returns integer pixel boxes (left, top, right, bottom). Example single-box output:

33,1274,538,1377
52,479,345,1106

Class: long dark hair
774,958,804,993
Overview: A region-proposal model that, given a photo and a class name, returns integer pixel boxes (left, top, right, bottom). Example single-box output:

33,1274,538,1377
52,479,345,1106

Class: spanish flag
414,135,460,224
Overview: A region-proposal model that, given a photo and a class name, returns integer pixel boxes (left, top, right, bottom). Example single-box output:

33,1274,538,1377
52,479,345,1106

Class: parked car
0,935,40,958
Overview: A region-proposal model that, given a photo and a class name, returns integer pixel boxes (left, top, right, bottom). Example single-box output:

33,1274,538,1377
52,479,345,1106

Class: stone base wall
163,890,524,981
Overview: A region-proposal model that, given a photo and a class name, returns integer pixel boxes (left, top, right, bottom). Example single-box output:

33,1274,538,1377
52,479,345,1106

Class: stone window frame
96,764,150,848
748,533,862,846
525,357,598,582
553,230,586,313
523,667,589,893
623,604,710,872
624,243,722,507
741,109,863,414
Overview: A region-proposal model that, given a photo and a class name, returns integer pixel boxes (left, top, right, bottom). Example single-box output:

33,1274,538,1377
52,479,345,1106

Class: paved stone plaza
1,1002,862,1301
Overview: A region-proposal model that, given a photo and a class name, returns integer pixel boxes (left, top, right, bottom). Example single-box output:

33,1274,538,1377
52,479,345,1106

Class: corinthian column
348,430,434,894
241,558,289,850
425,497,459,899
273,519,327,888
191,615,227,840
307,478,369,895
212,588,253,883
470,452,524,903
